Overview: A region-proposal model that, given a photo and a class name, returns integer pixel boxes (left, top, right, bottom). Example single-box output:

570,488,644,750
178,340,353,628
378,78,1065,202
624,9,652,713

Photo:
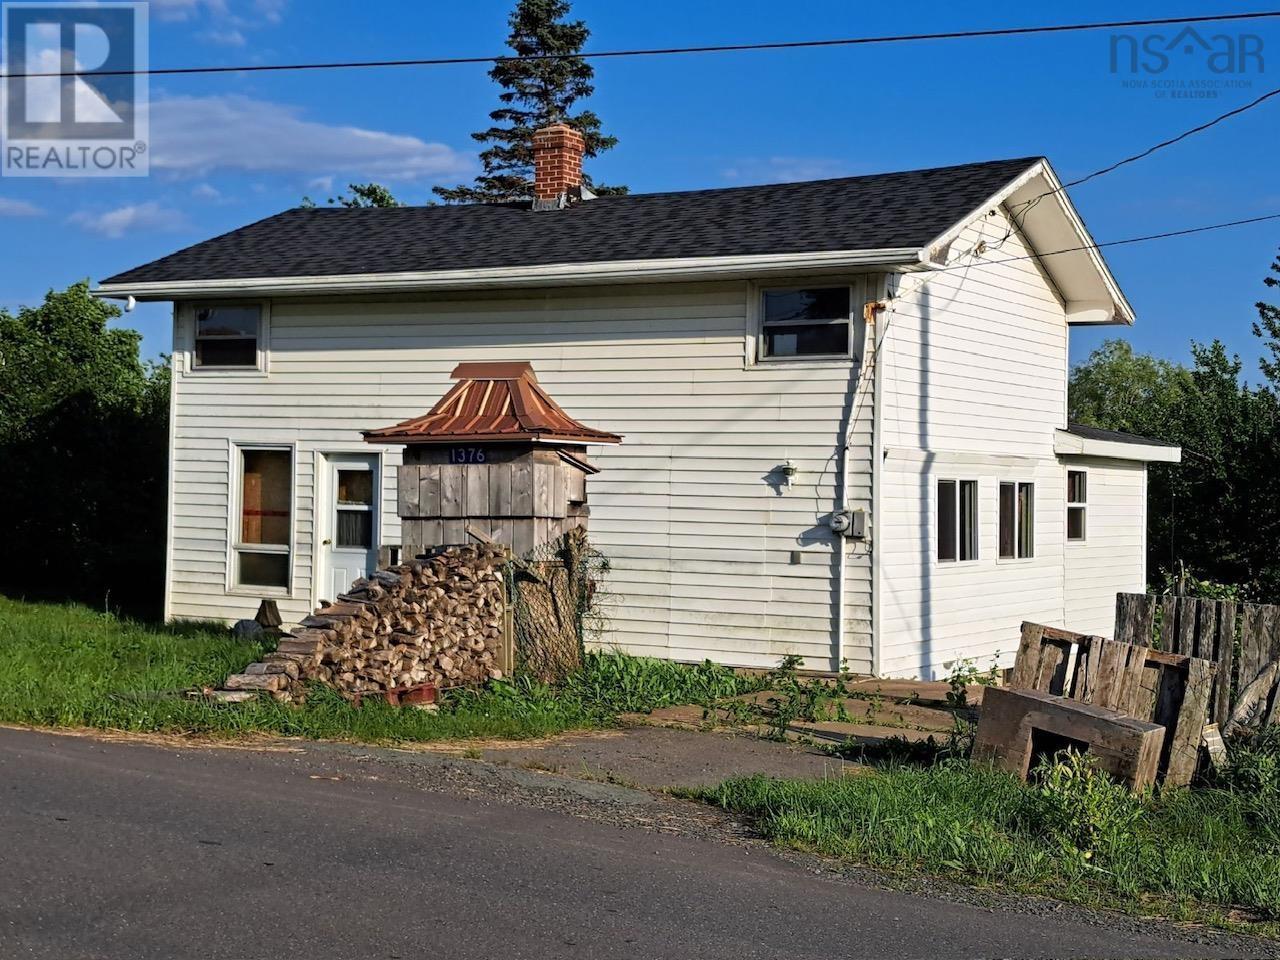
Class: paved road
0,728,1262,959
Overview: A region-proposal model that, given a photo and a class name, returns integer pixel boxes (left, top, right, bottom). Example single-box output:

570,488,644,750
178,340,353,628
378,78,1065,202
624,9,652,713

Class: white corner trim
1054,429,1181,463
93,248,921,300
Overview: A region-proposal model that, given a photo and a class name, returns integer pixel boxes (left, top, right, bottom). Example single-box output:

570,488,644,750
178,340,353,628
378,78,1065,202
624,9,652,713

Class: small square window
195,305,261,369
759,286,852,360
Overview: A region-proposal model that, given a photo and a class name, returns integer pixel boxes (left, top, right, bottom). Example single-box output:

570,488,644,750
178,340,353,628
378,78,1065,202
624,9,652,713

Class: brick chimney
532,122,586,210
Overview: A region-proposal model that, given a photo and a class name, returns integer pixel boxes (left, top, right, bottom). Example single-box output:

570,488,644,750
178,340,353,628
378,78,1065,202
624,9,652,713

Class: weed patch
695,756,1280,929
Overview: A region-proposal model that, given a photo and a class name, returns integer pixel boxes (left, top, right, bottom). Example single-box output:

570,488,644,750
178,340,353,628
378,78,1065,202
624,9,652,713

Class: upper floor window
195,304,262,368
759,286,853,360
1067,470,1087,542
999,481,1035,559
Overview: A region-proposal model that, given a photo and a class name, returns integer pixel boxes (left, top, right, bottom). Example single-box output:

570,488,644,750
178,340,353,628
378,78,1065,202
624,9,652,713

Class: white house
96,124,1179,680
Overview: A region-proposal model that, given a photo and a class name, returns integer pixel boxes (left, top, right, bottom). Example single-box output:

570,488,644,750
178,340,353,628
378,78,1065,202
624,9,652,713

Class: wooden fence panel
1212,600,1238,726
1115,594,1155,647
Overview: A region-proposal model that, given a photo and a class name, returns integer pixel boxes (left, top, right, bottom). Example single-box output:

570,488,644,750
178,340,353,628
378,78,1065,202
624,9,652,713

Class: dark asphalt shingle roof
1064,423,1179,448
102,157,1042,286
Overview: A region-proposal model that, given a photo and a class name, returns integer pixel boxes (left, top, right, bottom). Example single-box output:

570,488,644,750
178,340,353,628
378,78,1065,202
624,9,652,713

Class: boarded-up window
760,286,853,360
237,448,291,588
1067,470,1087,541
195,305,260,368
999,481,1035,559
938,479,978,562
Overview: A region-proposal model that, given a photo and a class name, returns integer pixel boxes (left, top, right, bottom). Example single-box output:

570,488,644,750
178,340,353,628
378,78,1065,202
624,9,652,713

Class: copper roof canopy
363,362,622,446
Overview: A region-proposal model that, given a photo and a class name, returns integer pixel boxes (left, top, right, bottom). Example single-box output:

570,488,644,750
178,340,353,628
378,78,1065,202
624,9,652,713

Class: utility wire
6,11,1280,78
1004,83,1280,235
936,212,1280,275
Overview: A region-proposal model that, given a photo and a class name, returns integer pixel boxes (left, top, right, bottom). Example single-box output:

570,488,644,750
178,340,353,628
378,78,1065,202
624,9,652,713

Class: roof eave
364,432,621,446
1053,429,1181,463
93,247,922,301
916,159,1136,327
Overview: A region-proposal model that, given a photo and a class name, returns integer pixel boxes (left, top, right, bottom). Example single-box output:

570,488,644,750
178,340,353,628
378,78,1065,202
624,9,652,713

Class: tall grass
0,597,757,743
696,758,1280,923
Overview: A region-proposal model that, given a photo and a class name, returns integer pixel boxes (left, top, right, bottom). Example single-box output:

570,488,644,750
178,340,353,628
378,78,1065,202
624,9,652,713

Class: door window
336,468,374,548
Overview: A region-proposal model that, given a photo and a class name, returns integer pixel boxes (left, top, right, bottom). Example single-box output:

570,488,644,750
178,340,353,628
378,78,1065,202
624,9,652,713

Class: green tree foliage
300,182,403,209
434,0,624,203
0,283,169,617
1255,247,1280,385
1069,251,1280,598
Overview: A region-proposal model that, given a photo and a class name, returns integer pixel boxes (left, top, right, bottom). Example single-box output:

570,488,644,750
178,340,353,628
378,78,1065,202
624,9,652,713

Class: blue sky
2,0,1278,376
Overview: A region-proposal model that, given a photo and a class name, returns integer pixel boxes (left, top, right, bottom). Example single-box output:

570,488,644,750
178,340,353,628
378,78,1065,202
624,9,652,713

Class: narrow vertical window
237,448,291,588
1067,470,1087,542
999,481,1035,559
1018,482,1035,558
959,480,978,561
937,479,978,562
937,480,957,562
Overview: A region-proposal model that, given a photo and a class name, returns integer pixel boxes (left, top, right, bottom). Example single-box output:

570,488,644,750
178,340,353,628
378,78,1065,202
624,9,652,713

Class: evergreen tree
301,182,403,209
434,0,624,203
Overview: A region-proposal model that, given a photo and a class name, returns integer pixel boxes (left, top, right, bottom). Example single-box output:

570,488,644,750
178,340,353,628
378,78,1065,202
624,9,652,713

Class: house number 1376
448,447,487,464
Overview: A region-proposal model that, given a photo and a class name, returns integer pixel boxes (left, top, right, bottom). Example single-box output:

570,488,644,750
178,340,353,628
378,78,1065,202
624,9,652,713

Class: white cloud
198,28,247,46
149,94,472,182
721,157,856,184
149,0,228,22
69,201,188,238
190,182,222,201
0,198,44,217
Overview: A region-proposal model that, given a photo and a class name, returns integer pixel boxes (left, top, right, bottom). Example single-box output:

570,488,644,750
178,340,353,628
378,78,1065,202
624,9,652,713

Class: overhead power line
942,212,1280,275
6,11,1280,78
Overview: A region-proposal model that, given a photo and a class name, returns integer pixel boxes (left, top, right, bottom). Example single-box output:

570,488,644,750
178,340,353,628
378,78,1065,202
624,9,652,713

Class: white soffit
922,160,1136,327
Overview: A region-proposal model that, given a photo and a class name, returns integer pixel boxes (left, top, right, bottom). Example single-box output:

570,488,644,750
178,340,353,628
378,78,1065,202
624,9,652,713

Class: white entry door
318,454,379,603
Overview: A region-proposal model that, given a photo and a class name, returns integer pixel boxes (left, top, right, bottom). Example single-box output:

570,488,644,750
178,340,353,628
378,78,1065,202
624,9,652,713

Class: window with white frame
937,479,979,562
195,304,263,369
759,286,853,360
235,447,291,589
998,481,1035,559
1067,470,1087,542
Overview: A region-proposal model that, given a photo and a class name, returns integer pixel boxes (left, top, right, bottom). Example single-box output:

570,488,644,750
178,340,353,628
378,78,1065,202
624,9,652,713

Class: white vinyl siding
1063,458,1148,637
878,208,1070,679
166,278,882,671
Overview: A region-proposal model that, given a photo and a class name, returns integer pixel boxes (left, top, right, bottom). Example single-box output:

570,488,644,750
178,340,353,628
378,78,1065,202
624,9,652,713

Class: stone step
245,660,299,680
207,689,259,703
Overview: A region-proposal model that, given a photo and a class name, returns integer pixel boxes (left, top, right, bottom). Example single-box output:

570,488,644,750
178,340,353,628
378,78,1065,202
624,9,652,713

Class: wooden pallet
1003,622,1214,787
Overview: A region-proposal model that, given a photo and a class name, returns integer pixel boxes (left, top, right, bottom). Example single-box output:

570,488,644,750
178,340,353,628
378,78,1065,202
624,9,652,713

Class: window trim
189,301,270,375
753,282,856,363
997,480,1036,561
936,477,980,564
1066,469,1088,543
226,441,296,598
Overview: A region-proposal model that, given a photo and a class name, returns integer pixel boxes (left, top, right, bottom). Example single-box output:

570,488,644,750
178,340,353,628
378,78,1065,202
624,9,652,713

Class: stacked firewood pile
213,544,509,703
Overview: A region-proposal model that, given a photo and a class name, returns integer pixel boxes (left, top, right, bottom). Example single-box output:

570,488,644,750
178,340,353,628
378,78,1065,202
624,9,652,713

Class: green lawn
692,753,1280,931
0,596,755,743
